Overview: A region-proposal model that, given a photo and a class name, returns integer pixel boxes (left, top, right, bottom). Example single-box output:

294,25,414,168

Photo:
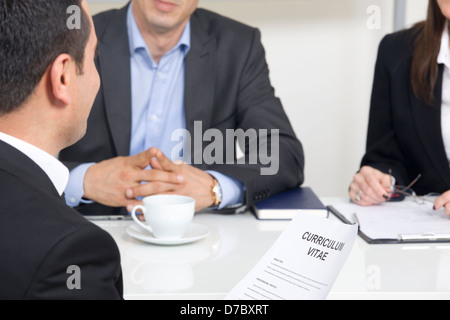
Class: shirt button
70,197,77,204
150,115,158,122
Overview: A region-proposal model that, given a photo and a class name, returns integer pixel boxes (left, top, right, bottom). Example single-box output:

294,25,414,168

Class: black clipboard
327,205,450,244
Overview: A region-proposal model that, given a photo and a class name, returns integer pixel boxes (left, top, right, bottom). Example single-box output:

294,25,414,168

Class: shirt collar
127,4,191,59
438,21,450,68
0,132,69,196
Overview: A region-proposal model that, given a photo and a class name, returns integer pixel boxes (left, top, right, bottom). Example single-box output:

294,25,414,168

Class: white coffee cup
131,195,195,239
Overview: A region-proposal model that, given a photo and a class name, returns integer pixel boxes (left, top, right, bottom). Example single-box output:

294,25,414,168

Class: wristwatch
211,178,222,207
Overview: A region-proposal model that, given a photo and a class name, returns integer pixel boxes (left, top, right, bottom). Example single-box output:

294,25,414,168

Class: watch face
213,182,222,202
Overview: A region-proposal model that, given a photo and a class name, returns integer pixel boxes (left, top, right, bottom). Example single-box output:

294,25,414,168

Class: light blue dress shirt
65,5,244,209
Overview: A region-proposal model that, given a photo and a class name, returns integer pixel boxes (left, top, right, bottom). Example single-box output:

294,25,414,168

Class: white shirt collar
438,21,450,68
0,132,69,196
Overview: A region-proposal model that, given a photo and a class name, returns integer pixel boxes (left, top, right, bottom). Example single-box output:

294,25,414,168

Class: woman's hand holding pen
349,166,393,206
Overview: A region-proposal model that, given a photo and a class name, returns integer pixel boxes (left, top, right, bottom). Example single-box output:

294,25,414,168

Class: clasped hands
83,147,216,212
349,166,450,216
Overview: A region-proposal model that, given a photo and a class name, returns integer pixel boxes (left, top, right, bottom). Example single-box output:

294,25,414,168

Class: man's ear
50,54,73,106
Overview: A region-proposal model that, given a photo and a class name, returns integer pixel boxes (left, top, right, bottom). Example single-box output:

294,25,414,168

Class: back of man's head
0,0,91,116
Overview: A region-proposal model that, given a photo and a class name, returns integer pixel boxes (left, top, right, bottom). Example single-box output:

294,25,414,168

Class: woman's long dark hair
411,0,446,106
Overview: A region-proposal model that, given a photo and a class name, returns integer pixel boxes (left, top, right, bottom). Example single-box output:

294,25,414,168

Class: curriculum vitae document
226,214,358,300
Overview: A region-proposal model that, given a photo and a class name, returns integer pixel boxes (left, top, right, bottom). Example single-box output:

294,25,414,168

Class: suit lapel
410,64,450,185
98,5,132,157
0,141,60,200
98,7,216,159
185,12,216,164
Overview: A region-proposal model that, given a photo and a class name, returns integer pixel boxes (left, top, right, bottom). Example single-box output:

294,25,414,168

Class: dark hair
411,0,446,106
0,0,91,115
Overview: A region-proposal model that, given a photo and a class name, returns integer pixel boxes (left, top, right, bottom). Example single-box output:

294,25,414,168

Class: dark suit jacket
361,26,450,195
59,4,304,215
0,141,123,300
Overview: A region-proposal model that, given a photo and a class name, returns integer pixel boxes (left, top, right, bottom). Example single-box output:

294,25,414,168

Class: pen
398,233,450,242
352,213,360,228
387,169,393,200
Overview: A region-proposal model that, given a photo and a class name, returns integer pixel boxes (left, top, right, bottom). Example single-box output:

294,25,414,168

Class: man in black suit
0,0,123,299
59,0,304,215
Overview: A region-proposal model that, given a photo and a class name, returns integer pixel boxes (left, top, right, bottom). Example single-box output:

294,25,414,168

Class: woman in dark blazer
349,0,450,215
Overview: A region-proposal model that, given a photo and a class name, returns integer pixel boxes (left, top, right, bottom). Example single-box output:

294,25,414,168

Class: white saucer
126,223,210,246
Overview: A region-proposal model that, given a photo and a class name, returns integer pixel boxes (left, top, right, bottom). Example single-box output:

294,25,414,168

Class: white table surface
93,197,450,300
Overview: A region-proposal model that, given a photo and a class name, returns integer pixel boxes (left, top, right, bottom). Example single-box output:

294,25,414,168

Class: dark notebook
251,187,329,220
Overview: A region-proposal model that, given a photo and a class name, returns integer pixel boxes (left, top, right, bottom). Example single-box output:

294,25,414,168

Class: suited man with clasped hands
59,0,305,216
0,0,123,299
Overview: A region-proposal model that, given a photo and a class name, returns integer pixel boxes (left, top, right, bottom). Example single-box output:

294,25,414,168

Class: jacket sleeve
208,28,305,207
361,34,410,185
